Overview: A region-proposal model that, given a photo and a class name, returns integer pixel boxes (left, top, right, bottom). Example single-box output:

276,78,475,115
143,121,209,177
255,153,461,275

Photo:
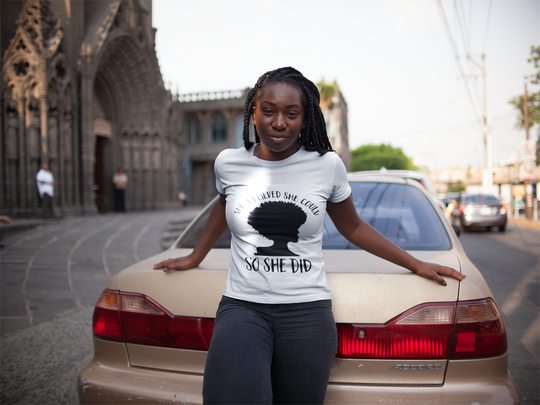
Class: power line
435,0,483,127
482,0,493,54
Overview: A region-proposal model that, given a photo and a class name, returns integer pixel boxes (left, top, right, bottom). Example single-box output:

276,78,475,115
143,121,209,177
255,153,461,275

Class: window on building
184,115,201,144
211,113,227,142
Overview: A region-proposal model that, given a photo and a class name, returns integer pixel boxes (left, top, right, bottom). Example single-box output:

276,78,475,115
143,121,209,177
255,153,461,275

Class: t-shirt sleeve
214,150,227,194
329,154,351,203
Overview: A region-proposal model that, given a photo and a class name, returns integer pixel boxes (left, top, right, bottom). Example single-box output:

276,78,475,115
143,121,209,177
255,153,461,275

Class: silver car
78,174,517,404
451,193,508,232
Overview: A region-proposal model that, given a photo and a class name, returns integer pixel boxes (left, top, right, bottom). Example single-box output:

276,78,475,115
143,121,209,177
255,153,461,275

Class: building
2,0,350,217
1,0,181,216
176,89,247,206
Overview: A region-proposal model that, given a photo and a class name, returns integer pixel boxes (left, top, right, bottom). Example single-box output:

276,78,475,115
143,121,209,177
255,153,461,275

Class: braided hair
243,67,333,155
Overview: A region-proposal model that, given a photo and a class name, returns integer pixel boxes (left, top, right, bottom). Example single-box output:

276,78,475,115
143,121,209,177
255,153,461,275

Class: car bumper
462,214,507,228
78,340,518,405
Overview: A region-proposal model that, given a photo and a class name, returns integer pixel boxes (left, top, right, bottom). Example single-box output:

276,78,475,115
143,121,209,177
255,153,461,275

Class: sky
152,0,540,172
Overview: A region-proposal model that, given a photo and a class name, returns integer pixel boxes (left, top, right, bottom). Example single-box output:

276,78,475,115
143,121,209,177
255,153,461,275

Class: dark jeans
114,188,125,212
42,193,55,218
203,296,337,405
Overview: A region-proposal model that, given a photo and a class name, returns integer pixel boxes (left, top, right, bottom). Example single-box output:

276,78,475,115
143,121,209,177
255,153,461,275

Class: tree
447,180,466,193
509,45,540,165
350,144,417,172
317,79,338,101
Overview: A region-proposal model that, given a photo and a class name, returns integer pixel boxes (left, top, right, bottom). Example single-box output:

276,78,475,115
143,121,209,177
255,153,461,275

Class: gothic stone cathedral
1,0,349,218
2,0,247,216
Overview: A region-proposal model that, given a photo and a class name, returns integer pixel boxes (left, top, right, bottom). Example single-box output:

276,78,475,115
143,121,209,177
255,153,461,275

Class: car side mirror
452,224,461,237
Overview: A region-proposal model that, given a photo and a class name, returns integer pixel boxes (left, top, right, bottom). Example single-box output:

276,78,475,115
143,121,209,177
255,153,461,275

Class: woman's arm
326,196,465,286
154,194,228,273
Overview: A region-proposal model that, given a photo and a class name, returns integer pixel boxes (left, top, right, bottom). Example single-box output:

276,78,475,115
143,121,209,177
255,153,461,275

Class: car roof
349,169,428,179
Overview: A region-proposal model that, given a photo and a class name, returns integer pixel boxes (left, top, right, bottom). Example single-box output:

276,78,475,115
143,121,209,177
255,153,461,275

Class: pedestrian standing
36,163,57,219
178,189,188,207
113,167,128,212
0,215,12,248
154,67,465,404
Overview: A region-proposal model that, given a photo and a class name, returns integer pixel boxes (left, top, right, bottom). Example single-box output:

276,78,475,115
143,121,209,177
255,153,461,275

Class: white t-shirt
215,146,351,304
36,169,54,198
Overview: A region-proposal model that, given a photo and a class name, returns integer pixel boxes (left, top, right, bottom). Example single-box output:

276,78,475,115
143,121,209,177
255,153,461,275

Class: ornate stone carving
63,109,72,160
48,112,58,158
6,110,19,160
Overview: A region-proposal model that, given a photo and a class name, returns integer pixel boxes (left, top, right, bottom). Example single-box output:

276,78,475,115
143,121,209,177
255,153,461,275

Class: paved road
459,222,540,404
0,209,201,404
0,214,538,404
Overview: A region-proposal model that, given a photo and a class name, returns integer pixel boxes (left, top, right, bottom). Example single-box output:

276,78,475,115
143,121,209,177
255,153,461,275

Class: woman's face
253,82,304,161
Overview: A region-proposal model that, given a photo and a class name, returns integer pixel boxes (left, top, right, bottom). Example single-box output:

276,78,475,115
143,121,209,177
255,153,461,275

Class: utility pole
524,83,532,220
481,54,493,195
460,54,492,193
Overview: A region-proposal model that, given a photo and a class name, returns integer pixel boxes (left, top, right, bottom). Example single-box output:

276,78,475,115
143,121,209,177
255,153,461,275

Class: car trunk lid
111,248,462,385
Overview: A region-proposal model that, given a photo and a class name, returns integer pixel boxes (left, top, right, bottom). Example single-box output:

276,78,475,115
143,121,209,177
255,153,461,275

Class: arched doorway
91,34,167,212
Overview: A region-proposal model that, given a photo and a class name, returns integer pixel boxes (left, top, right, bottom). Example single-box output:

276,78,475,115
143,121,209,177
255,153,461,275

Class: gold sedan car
78,174,518,404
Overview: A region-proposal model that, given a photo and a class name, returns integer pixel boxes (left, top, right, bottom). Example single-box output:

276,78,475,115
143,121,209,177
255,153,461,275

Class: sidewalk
508,214,540,229
0,217,60,237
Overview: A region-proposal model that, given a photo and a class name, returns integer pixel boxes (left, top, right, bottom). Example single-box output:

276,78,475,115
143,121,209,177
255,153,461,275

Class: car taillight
336,299,507,360
499,205,507,215
92,290,214,350
449,299,507,359
93,290,122,341
460,204,473,215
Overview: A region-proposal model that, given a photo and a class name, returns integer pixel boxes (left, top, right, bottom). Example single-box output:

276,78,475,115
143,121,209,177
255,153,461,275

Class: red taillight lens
336,299,507,360
337,303,455,359
500,205,508,215
92,289,214,350
449,299,507,359
93,290,122,341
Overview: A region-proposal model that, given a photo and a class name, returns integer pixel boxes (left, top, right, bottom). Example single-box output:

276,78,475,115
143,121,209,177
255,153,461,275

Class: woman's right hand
154,194,228,274
153,255,198,273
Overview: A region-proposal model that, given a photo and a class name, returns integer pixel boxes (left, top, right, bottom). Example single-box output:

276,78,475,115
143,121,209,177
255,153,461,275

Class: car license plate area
127,343,207,374
329,358,446,384
479,206,493,215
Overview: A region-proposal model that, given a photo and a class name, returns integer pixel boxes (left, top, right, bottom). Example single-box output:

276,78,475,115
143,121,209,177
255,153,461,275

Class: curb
508,217,540,229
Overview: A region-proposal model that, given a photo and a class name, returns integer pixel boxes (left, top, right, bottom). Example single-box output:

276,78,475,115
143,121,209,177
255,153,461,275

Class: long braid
242,67,333,155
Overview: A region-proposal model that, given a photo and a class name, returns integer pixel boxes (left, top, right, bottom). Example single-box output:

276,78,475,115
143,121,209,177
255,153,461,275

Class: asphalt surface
0,209,201,404
0,212,538,404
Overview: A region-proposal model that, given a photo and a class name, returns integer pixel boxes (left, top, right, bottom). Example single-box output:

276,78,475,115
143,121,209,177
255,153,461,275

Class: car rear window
463,194,500,204
322,182,451,250
177,182,451,250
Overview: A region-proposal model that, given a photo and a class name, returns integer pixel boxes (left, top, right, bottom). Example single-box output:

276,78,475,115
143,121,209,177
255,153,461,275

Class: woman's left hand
412,262,466,286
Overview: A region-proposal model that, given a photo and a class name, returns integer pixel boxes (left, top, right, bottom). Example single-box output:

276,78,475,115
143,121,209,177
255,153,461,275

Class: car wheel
499,225,506,232
460,220,469,232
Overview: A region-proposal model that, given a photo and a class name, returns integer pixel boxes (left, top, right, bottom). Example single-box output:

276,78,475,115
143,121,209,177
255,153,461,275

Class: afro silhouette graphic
248,201,307,256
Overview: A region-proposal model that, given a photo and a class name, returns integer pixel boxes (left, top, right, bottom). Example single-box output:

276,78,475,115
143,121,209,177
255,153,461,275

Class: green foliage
508,45,540,132
508,92,540,128
351,143,417,172
317,79,338,101
447,180,466,193
528,45,540,85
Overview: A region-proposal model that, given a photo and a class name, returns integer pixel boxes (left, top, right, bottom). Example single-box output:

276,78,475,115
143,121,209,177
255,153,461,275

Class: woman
154,67,465,404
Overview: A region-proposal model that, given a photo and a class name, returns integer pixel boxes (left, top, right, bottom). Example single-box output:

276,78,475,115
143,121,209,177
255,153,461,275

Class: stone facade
1,0,350,217
1,0,179,216
176,89,247,206
320,89,350,171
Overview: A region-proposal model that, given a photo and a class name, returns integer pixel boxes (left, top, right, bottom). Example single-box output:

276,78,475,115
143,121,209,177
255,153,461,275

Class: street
459,223,540,404
0,214,538,404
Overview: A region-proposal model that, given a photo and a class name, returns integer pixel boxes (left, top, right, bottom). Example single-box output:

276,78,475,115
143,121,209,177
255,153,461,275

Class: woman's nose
273,113,286,129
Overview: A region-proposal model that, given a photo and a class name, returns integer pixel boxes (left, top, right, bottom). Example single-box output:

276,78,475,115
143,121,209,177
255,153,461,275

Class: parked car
78,175,517,404
352,169,446,212
451,193,508,232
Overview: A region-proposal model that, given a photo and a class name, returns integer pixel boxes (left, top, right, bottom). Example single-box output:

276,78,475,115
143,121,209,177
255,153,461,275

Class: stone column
80,63,97,214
